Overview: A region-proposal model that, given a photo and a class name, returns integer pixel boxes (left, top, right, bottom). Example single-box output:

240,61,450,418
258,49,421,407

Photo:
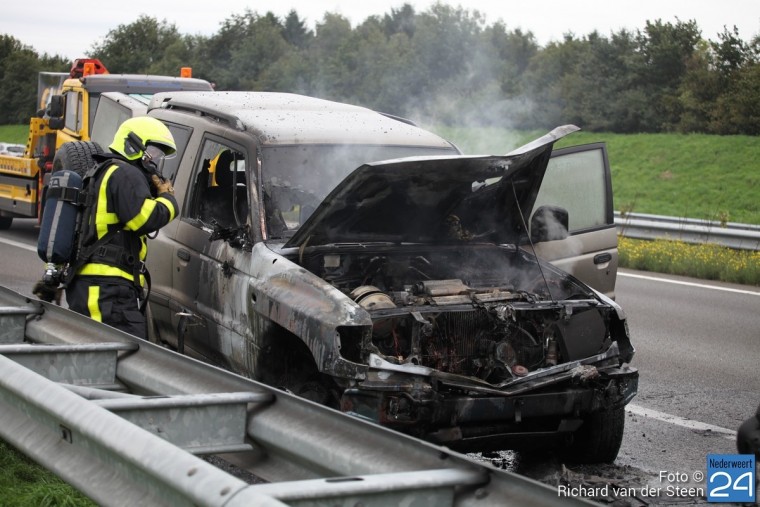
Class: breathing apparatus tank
37,170,84,283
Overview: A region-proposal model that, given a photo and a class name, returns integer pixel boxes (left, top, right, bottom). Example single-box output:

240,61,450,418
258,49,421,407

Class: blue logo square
707,454,756,503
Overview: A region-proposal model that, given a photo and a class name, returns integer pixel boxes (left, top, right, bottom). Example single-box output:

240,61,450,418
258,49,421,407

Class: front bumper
341,365,638,452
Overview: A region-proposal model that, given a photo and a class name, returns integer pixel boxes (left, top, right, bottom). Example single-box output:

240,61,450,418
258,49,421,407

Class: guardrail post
0,305,41,343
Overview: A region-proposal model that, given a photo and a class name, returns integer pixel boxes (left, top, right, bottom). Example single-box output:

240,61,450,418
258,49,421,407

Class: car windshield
260,144,456,238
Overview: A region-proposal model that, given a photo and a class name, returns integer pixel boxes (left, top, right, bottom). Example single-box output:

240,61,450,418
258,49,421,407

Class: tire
561,406,625,464
294,373,341,409
42,141,104,215
0,216,12,230
52,141,103,177
736,403,760,455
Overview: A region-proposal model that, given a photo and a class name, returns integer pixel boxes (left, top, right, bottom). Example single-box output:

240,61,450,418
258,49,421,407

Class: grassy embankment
0,125,757,499
0,442,92,506
0,125,29,145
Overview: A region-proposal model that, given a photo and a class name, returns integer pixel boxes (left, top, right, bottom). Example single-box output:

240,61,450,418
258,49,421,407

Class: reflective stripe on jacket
76,160,178,286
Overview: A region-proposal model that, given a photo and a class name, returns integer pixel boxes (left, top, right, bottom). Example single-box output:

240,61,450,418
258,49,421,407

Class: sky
2,0,759,61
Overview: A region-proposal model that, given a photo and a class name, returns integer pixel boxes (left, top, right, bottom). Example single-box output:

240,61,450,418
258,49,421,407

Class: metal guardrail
615,211,760,250
0,286,590,507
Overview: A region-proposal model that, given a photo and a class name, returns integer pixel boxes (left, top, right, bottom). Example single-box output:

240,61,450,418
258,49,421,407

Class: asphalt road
619,270,759,433
612,270,759,500
2,218,758,504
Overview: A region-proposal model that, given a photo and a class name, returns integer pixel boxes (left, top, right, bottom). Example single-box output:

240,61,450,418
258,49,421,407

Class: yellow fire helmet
109,116,177,161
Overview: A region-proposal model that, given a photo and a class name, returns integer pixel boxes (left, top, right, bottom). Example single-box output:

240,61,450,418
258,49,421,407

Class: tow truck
0,58,213,229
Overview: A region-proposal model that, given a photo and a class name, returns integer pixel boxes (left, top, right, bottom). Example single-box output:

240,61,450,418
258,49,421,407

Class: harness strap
88,242,138,272
45,186,82,203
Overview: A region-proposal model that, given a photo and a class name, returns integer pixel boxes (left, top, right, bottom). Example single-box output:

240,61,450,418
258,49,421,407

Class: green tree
520,35,586,129
282,10,313,48
309,13,355,99
198,10,290,90
411,4,484,83
3,6,760,135
146,34,207,80
558,30,652,132
712,62,760,134
486,23,538,96
0,50,42,123
673,41,720,132
347,16,416,114
230,13,290,90
382,3,416,38
706,26,760,134
676,26,760,134
405,4,489,124
89,16,184,73
255,48,312,94
635,19,701,130
0,35,68,123
712,25,752,76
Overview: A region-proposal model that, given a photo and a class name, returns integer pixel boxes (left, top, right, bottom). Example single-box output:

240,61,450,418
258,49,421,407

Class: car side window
532,144,612,234
63,91,82,132
188,139,249,228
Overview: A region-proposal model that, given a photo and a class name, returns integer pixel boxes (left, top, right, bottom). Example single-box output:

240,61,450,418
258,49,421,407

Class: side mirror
530,205,569,243
48,118,65,130
47,95,64,119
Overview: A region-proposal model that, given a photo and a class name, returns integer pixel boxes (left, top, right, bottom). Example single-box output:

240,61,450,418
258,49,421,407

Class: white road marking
0,237,36,253
619,272,760,296
626,404,737,440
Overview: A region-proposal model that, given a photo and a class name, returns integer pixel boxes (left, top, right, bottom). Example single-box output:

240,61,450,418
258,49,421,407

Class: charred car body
142,91,637,463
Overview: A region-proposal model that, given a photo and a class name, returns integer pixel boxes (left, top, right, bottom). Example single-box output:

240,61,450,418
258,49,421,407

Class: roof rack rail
377,111,418,126
155,98,246,131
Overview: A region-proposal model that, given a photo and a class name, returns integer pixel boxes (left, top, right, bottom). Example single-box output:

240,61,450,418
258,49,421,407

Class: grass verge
0,441,93,506
618,237,760,286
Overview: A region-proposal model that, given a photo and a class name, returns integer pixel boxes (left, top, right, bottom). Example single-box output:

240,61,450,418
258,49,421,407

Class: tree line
1,3,759,134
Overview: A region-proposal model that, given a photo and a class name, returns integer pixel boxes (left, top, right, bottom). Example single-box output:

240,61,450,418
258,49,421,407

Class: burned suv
144,91,637,463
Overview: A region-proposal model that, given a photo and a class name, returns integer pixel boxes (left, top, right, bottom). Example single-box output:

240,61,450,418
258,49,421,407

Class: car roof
148,91,458,149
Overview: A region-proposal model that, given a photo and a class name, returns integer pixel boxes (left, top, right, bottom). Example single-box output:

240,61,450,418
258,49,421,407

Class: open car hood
285,125,579,248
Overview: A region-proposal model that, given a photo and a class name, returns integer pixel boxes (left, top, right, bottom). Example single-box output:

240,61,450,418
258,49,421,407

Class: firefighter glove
33,280,62,305
151,174,174,195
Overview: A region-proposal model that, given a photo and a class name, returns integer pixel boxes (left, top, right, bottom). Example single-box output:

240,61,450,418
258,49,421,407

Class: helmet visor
143,144,173,176
146,143,175,159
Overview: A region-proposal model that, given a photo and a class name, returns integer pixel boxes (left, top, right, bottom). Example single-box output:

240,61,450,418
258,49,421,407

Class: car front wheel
562,406,625,464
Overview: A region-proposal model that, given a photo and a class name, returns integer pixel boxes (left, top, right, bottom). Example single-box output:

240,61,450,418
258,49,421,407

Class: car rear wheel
294,373,341,409
561,406,625,464
0,216,12,230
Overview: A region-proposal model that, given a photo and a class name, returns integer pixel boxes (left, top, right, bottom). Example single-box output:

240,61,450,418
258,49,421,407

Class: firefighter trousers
66,276,146,339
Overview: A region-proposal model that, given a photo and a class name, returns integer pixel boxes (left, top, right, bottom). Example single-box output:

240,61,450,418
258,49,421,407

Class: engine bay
296,245,613,384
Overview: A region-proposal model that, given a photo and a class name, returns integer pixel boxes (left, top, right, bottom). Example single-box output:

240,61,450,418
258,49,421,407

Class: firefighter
64,116,177,338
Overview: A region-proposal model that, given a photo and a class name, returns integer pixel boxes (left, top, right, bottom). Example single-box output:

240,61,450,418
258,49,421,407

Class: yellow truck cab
0,59,213,229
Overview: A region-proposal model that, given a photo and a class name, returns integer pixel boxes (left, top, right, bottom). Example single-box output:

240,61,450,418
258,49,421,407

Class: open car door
529,143,618,298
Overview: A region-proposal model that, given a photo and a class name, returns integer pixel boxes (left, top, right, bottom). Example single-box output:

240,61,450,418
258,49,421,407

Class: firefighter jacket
75,155,178,287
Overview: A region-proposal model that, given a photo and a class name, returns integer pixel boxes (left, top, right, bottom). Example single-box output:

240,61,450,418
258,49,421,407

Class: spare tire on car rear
52,141,103,177
41,141,104,213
